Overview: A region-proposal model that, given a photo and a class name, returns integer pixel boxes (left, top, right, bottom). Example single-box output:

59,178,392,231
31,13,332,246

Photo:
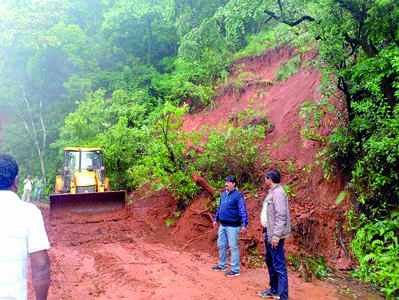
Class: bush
327,105,399,218
351,212,399,299
127,103,269,205
191,123,268,186
351,111,399,217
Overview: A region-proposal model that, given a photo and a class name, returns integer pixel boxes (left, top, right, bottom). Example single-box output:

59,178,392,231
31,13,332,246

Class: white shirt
0,190,50,300
23,179,32,192
260,195,269,228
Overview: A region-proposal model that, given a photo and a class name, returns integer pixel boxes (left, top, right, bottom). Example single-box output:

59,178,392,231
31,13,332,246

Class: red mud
30,200,382,300
27,47,384,299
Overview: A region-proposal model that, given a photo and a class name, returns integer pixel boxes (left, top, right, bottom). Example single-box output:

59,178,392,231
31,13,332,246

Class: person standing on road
33,175,43,202
0,154,51,300
22,174,32,202
212,175,248,277
258,169,290,300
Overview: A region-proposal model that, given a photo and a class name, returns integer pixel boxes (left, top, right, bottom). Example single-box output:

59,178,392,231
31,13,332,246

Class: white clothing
0,190,50,300
23,179,32,192
260,195,269,228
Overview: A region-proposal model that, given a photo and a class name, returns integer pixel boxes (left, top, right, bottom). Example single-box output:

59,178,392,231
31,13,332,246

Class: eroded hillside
179,46,352,270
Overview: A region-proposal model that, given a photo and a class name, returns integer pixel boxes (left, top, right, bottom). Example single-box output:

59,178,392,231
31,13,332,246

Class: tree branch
191,172,216,197
264,9,315,27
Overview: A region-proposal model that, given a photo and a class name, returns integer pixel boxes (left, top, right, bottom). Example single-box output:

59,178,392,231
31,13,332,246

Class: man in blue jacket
212,175,248,277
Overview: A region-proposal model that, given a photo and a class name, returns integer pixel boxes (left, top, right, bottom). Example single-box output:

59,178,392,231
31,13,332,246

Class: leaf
335,190,348,205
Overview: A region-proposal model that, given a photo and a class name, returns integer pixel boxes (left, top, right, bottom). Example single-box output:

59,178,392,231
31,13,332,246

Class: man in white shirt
22,175,32,202
0,153,51,300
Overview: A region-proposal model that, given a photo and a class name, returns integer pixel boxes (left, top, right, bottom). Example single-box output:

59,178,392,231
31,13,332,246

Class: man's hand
271,239,279,249
241,227,247,234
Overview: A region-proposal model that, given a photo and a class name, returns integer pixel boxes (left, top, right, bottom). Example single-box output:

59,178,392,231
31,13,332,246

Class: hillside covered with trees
0,0,398,298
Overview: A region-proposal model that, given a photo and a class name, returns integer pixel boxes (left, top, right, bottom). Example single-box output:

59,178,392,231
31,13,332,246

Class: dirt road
28,197,383,300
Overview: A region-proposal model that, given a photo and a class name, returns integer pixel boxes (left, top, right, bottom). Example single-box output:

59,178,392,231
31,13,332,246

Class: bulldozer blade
50,191,126,215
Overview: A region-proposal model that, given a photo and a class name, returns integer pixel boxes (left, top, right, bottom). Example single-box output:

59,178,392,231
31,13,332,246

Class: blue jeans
34,187,41,201
217,225,241,272
265,232,288,300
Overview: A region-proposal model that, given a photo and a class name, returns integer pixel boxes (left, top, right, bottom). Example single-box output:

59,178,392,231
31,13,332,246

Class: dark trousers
265,232,288,300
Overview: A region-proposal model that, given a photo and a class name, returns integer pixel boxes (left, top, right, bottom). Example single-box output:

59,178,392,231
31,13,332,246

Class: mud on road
28,196,383,300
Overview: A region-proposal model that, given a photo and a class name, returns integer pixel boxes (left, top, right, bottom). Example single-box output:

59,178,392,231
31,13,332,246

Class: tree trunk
21,92,47,191
191,172,216,197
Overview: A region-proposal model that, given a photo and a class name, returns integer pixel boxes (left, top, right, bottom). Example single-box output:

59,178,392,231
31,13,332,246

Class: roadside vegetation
0,0,398,297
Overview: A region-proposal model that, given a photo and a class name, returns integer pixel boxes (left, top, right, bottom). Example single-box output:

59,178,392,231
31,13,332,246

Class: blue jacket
214,189,248,227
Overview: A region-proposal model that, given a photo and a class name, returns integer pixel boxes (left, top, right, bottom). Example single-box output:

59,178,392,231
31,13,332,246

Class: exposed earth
27,47,384,299
30,197,382,300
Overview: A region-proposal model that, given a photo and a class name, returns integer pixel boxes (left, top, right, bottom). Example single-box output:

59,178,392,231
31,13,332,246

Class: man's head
265,169,280,188
225,175,237,192
0,153,19,191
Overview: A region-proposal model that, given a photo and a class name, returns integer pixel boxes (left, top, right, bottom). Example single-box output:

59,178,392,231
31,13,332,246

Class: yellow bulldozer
49,147,126,214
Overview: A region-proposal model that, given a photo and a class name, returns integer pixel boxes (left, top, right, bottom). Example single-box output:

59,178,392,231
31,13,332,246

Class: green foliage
299,98,336,144
335,190,349,205
157,57,217,107
235,24,295,59
165,218,175,227
247,248,265,267
282,184,296,199
191,123,268,185
299,98,337,180
55,88,153,189
275,55,302,82
289,253,333,281
306,256,333,281
127,102,200,204
302,0,399,220
324,105,399,218
350,212,399,298
130,104,269,204
350,107,399,217
0,0,303,197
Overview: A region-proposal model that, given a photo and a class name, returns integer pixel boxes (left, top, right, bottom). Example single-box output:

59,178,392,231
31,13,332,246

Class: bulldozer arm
49,191,126,215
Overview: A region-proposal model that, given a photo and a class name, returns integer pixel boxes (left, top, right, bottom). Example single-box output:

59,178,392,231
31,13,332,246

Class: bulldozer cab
62,148,107,193
50,147,126,215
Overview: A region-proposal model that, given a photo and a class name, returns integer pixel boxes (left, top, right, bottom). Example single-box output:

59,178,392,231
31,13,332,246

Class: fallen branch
192,173,216,197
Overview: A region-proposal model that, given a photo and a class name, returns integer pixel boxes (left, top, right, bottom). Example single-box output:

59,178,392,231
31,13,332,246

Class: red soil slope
180,46,351,270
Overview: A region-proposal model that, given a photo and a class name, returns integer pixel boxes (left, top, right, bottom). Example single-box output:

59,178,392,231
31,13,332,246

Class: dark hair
225,175,237,184
266,169,280,184
0,153,19,190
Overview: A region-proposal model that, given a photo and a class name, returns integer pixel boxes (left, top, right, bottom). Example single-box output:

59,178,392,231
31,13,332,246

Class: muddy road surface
27,197,383,300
